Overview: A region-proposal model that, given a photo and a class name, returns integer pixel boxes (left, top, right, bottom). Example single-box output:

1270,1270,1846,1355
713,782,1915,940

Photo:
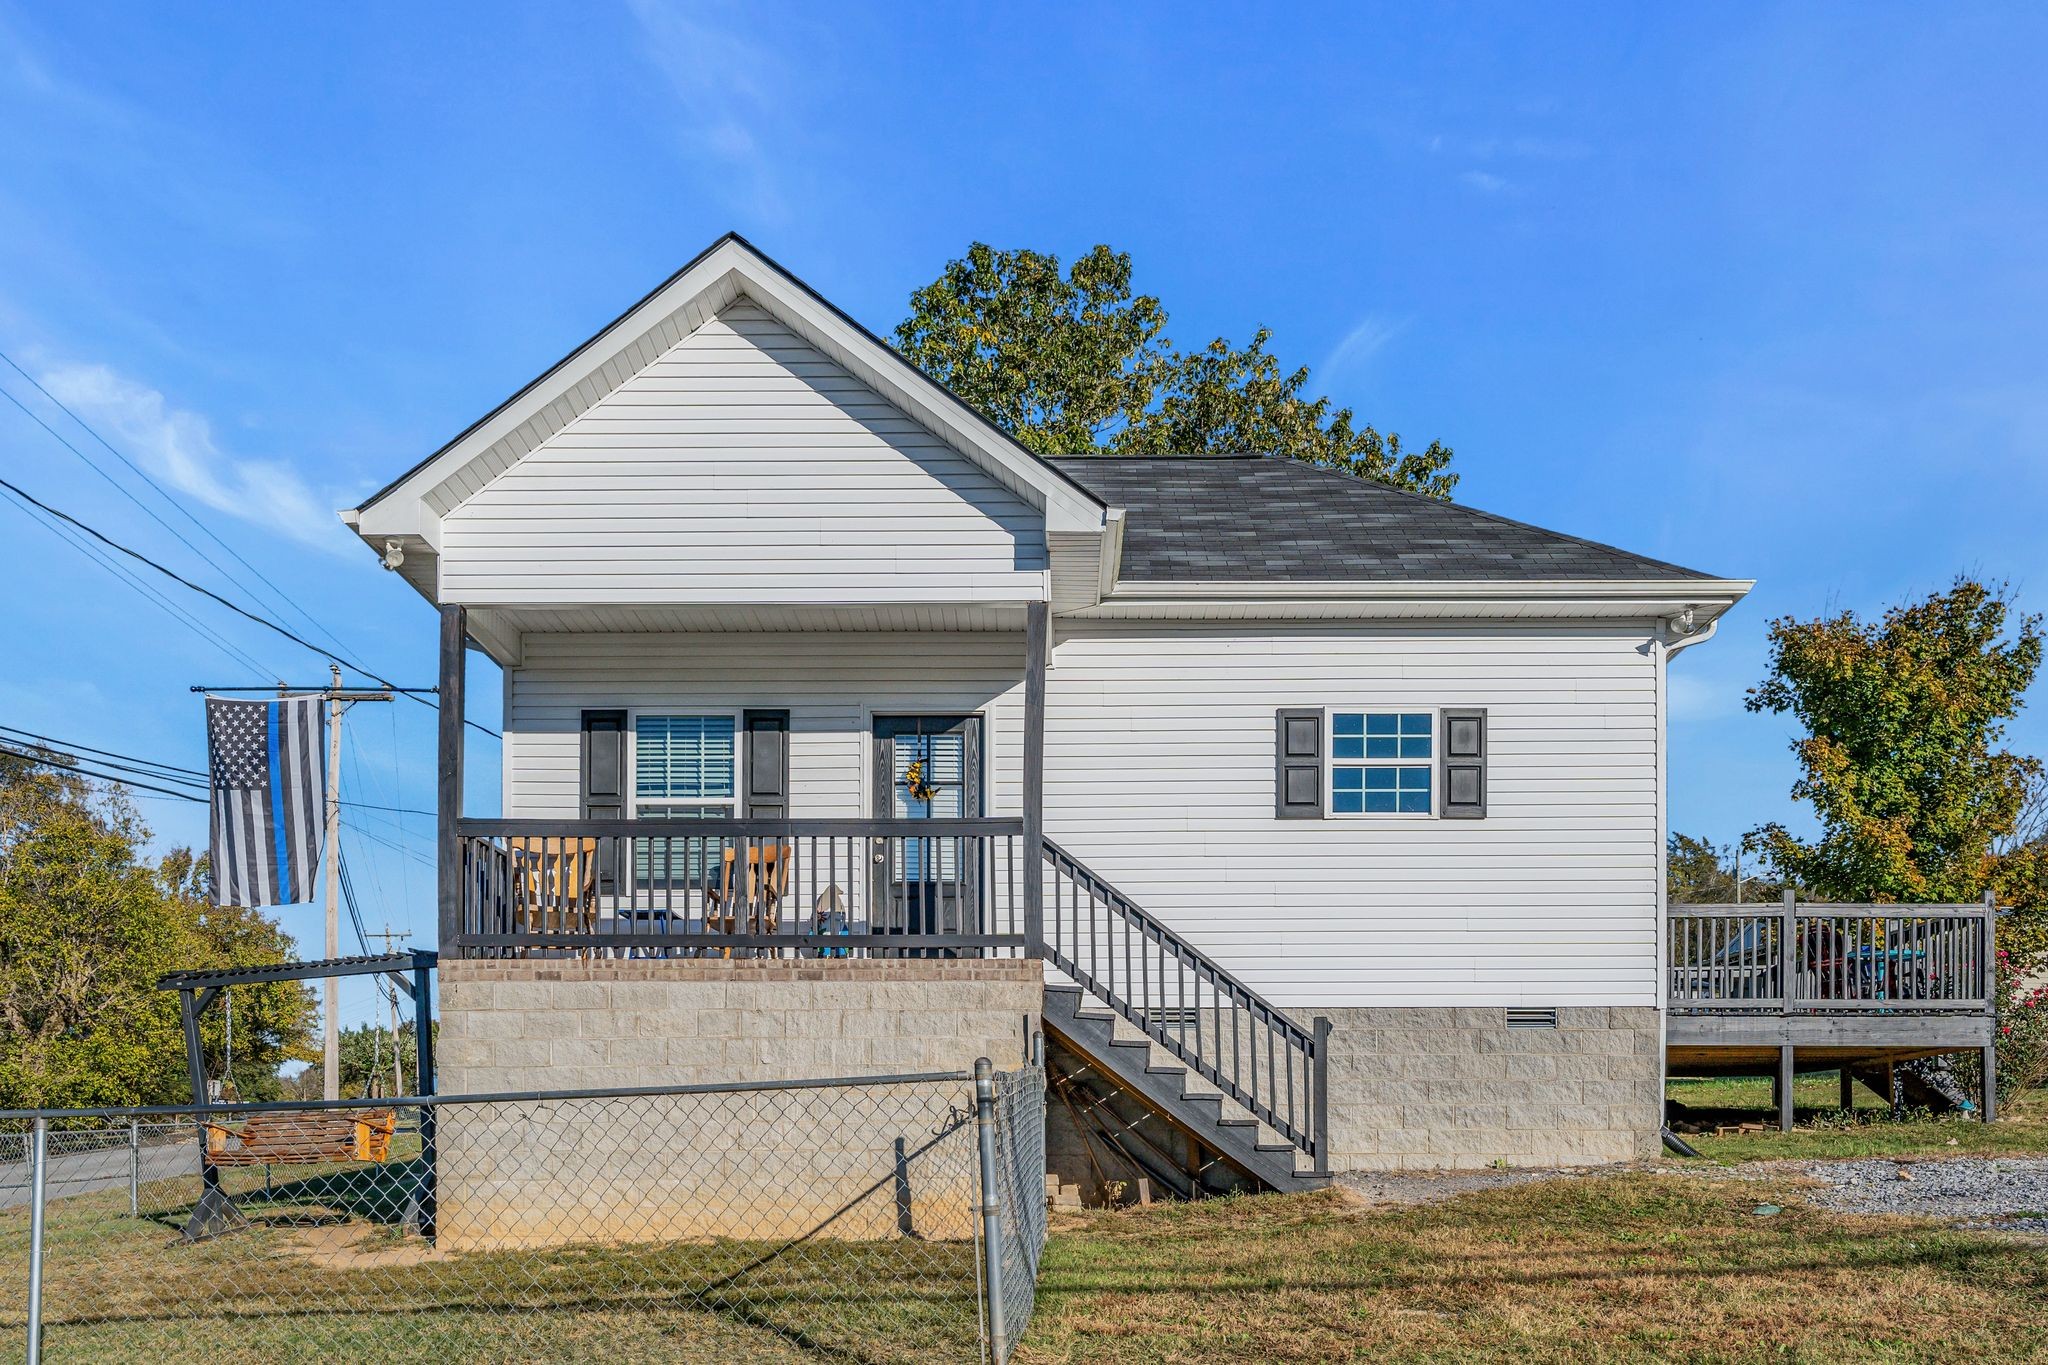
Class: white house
342,233,1754,1194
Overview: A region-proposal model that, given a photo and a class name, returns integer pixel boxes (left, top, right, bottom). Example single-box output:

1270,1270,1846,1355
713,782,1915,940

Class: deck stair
1040,840,1331,1193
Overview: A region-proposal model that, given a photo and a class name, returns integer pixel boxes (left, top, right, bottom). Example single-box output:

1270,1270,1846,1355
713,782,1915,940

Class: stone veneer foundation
432,958,1042,1247
1322,1005,1663,1170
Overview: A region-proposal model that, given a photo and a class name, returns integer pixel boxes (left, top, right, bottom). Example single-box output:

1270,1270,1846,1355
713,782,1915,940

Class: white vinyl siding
503,632,1025,822
1041,621,1661,1009
439,299,1047,606
501,620,1661,1011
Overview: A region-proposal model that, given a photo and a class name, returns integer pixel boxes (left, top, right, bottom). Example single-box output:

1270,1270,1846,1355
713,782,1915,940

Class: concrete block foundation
1321,1005,1662,1170
432,958,1042,1247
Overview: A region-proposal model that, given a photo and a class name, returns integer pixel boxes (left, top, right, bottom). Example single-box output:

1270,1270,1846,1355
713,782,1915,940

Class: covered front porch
433,601,1053,962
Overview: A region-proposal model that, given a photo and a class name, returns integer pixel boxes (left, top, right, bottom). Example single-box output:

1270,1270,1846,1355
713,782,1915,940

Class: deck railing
1668,896,1995,1016
1041,839,1329,1170
453,818,1026,958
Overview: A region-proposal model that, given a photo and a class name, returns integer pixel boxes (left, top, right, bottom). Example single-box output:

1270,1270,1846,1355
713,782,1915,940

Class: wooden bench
203,1110,396,1166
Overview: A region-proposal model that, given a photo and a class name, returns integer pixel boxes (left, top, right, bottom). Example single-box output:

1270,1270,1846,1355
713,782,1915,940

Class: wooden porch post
1022,601,1048,956
437,605,467,960
1778,1044,1796,1133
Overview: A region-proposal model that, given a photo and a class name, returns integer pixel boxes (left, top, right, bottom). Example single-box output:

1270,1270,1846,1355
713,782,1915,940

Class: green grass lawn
1668,1079,2048,1162
1018,1176,2048,1363
13,1097,2048,1364
0,1157,984,1364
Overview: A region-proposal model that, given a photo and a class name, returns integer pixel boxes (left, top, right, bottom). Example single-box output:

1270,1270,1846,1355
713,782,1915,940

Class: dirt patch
282,1221,451,1267
1336,1166,1616,1207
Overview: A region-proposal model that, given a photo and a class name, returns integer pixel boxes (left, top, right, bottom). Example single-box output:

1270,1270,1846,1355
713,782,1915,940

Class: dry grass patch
1019,1175,2048,1363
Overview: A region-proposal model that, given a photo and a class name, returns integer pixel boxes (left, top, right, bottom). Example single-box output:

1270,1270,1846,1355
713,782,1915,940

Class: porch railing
453,818,1026,958
1668,896,1996,1016
1041,839,1329,1171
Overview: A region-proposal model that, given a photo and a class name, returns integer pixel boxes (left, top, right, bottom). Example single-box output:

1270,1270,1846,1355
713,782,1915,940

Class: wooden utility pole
309,665,393,1101
367,924,414,1097
323,665,343,1100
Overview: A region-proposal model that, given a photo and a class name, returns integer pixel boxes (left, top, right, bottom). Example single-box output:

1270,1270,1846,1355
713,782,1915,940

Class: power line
0,725,434,816
0,723,204,777
0,472,499,739
337,842,371,955
0,380,327,657
3,481,280,679
0,349,360,661
1,748,206,803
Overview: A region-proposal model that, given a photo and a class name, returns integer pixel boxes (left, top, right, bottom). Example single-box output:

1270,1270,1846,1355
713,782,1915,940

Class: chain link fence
985,1065,1047,1355
0,1065,1046,1364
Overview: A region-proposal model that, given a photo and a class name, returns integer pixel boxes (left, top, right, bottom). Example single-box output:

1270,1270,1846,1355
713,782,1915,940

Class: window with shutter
631,713,738,885
1330,711,1434,814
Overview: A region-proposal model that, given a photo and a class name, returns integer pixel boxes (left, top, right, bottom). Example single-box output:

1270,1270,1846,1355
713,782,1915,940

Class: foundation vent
1506,1007,1559,1030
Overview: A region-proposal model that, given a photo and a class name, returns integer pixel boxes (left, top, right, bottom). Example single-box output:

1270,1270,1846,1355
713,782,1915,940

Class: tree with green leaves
283,1019,434,1100
894,242,1458,498
1667,832,1784,905
0,752,315,1107
1745,579,2045,955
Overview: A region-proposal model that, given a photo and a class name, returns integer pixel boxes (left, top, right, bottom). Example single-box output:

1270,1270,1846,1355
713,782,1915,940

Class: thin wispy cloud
1319,314,1409,389
1426,129,1589,196
34,361,343,549
625,0,794,221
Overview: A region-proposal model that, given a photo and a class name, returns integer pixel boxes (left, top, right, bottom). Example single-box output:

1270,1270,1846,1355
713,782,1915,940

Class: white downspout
1655,604,1717,1146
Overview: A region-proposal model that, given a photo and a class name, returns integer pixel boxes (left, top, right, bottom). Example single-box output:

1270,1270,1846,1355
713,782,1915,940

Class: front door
871,715,983,947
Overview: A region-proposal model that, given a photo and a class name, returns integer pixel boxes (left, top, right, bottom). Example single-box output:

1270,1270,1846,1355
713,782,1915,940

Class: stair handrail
1041,838,1329,1168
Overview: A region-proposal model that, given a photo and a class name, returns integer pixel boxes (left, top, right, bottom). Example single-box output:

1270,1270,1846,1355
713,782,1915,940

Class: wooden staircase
1043,984,1329,1191
1039,841,1331,1193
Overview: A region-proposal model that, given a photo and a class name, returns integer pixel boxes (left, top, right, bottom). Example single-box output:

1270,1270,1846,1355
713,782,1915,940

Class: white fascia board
1095,507,1127,601
1093,577,1755,621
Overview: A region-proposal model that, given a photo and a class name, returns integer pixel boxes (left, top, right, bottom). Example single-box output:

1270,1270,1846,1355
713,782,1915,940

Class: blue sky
3,4,2046,1020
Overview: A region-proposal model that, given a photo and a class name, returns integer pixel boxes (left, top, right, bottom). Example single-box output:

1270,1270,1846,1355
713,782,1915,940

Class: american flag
206,696,325,907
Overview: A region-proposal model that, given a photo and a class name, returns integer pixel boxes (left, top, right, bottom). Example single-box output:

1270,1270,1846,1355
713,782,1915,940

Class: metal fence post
129,1118,141,1217
26,1116,48,1365
974,1057,1007,1363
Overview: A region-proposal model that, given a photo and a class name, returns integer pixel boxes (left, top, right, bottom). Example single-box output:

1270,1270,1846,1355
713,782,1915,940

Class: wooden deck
1666,896,1999,1123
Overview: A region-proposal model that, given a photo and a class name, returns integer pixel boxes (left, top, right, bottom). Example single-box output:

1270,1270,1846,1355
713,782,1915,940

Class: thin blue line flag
206,695,324,907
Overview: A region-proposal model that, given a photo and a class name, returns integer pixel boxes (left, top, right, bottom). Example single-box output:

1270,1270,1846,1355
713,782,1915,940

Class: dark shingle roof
1045,455,1719,583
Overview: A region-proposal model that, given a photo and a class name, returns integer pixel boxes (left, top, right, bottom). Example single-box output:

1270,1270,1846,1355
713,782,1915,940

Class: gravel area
1797,1157,2048,1232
